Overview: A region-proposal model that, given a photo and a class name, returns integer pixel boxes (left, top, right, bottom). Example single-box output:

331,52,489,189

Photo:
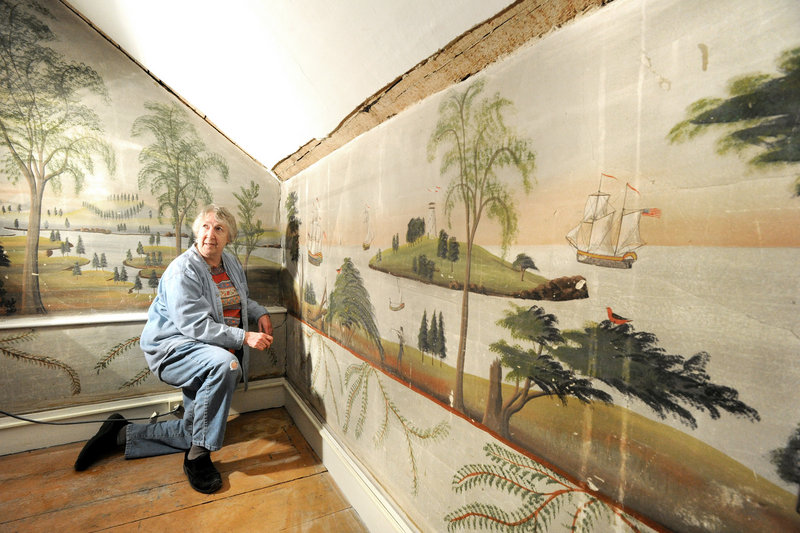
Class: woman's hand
257,314,273,336
244,330,273,351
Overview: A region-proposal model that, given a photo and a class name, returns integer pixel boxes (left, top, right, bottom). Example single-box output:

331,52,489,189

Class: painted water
310,243,800,491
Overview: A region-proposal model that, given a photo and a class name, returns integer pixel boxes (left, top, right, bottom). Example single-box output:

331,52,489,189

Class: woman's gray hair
192,205,238,242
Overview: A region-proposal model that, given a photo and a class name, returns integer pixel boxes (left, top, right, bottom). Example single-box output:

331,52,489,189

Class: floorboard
0,408,368,533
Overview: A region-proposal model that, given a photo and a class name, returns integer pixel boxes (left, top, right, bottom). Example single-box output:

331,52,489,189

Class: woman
74,205,273,494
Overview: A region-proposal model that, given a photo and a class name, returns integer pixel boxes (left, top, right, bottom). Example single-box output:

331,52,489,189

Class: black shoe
74,413,128,471
183,451,222,494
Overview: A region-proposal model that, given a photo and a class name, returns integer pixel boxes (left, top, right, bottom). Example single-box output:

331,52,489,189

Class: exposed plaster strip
272,0,612,181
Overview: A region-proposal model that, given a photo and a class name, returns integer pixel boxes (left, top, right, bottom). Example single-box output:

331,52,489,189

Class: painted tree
427,79,536,412
447,236,459,272
0,244,14,314
437,311,446,366
148,270,158,293
437,229,449,258
285,191,300,263
406,216,425,244
0,0,116,313
132,101,229,255
427,310,440,357
483,304,611,437
555,320,761,429
233,180,265,271
769,422,800,512
326,257,384,366
668,46,800,196
418,309,429,359
512,252,537,281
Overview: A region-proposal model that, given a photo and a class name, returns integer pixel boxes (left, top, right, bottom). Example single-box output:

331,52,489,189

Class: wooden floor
0,408,368,532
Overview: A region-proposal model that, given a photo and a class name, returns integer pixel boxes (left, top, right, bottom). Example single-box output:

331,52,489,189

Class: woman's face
195,212,230,265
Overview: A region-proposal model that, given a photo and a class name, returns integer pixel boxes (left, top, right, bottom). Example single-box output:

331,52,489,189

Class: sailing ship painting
308,198,323,266
389,278,405,311
362,205,374,250
566,173,658,269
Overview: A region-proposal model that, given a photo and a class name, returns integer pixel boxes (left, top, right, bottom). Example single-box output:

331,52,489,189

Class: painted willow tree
0,0,115,314
131,101,229,255
326,257,385,367
427,79,536,412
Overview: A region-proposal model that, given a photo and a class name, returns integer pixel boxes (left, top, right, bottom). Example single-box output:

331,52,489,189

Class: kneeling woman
74,205,273,494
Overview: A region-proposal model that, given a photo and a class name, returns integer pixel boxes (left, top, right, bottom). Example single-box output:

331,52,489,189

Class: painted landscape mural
0,0,283,411
283,0,800,531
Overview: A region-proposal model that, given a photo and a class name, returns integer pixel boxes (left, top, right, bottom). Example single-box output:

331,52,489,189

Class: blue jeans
125,342,241,459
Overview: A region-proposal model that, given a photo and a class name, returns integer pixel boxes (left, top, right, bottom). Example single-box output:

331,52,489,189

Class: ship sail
616,210,644,254
565,176,647,269
588,211,615,254
363,206,374,250
307,199,323,265
389,279,405,311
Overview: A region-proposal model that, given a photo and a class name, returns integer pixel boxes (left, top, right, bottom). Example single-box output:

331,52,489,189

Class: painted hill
368,237,587,300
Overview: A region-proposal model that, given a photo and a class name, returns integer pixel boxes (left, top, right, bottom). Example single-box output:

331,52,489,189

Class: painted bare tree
132,101,228,255
0,0,115,313
427,79,536,412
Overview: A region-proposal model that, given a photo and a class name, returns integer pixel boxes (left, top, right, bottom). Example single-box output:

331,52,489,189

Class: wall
0,0,283,413
282,0,800,531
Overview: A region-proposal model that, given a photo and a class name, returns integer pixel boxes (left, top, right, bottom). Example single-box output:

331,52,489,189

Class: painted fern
445,442,645,532
309,339,343,423
0,329,80,395
344,361,450,494
94,336,141,373
121,366,152,389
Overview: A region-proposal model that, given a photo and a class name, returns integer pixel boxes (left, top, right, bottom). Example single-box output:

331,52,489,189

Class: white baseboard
0,377,414,533
283,381,418,533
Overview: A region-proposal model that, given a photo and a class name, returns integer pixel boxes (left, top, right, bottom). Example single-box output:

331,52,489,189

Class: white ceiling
66,0,514,174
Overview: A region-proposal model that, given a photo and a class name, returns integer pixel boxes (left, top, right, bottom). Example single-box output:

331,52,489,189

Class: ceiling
65,0,515,178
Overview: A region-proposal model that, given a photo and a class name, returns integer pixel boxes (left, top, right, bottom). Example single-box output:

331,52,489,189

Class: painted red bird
606,307,632,325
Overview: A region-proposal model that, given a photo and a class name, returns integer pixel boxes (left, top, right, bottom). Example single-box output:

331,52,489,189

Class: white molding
0,306,287,330
283,381,418,533
0,377,415,533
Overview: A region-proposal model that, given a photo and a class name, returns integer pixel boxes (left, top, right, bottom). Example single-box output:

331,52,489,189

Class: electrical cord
0,406,182,425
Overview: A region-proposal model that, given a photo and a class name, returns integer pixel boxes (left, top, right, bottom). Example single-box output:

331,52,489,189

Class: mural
0,0,282,411
284,0,800,531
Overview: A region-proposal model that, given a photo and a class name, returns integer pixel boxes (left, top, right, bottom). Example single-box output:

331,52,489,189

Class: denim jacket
140,245,267,388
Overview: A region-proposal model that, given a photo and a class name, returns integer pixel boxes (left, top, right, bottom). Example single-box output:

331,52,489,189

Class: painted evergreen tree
428,310,440,357
418,310,429,359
